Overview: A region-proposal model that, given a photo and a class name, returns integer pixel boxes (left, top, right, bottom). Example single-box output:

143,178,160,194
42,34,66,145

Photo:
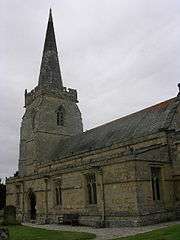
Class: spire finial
49,8,52,22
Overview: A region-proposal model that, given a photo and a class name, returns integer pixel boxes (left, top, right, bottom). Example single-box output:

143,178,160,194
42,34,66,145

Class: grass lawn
8,225,96,240
114,224,180,240
5,223,180,240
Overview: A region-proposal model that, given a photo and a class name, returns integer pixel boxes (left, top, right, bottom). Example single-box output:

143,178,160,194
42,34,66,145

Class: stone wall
174,130,180,218
19,91,83,176
6,129,180,226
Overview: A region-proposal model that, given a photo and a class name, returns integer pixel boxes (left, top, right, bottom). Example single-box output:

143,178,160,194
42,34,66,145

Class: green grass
6,223,180,240
114,224,180,240
8,225,96,240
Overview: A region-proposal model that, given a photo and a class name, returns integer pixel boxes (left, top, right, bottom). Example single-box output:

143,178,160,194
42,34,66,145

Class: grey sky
0,0,180,178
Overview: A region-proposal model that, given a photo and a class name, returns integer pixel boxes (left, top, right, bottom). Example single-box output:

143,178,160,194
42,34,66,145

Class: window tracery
86,173,97,204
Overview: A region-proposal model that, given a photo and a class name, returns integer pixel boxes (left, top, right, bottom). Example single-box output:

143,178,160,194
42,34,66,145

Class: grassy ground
8,225,96,240
114,224,180,240
5,223,180,240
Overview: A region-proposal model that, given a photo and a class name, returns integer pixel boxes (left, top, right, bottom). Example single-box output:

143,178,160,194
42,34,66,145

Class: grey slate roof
54,97,179,160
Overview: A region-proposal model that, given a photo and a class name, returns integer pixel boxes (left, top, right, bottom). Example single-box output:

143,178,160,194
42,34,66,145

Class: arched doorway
28,191,36,220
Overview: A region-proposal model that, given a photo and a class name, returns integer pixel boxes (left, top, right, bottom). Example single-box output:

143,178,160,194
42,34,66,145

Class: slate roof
54,97,179,160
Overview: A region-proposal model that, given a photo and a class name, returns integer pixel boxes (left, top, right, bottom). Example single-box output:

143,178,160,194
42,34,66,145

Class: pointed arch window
86,173,97,205
56,106,65,126
54,181,62,206
55,186,62,205
151,167,161,201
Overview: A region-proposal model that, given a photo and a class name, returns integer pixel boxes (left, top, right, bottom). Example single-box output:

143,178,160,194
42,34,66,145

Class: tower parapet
25,86,78,107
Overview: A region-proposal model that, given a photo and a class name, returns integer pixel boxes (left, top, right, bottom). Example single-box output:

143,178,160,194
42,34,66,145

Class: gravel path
23,221,180,240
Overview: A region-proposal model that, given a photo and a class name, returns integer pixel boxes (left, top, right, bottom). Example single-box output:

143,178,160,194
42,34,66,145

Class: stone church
6,9,180,227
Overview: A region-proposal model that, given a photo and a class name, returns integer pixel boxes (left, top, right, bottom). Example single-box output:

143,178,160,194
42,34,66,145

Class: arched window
151,167,161,201
86,173,97,204
56,106,65,126
55,182,62,206
55,187,59,205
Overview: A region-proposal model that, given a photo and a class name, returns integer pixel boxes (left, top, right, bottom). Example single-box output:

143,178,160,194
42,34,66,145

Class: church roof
54,96,179,160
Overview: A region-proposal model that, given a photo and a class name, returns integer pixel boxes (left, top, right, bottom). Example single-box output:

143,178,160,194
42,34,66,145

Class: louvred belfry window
56,106,65,126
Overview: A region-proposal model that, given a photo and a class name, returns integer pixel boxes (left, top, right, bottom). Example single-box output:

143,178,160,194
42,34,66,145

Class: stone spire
38,9,63,89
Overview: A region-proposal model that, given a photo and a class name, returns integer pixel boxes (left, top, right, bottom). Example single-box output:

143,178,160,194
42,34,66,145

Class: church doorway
28,191,36,220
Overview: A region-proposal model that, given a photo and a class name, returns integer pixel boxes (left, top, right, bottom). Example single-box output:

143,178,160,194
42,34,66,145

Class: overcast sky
0,0,180,179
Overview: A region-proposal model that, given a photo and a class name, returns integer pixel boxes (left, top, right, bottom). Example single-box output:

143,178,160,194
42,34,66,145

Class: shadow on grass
8,225,96,240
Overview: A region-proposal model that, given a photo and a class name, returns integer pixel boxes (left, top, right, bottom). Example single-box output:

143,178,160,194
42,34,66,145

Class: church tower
18,9,83,176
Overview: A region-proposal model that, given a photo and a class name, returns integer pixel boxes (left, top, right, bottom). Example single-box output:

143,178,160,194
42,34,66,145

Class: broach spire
38,9,63,89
